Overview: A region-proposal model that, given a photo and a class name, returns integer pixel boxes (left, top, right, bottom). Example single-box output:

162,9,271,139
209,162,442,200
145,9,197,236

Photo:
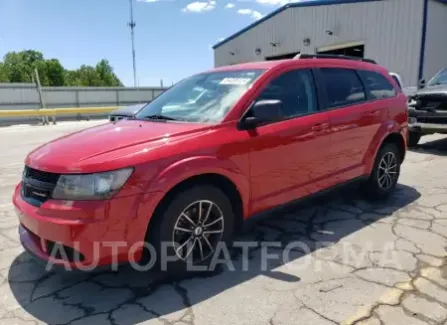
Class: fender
145,155,250,217
129,156,250,246
364,120,403,174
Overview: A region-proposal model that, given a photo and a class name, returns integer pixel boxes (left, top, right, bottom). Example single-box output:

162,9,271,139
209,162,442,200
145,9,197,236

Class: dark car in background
109,103,148,122
407,68,447,147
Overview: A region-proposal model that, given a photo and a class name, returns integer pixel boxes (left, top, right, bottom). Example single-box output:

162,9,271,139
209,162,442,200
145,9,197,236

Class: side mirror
238,99,283,130
418,78,426,89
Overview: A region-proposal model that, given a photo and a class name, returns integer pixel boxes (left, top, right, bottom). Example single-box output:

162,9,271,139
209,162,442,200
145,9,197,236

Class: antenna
128,0,137,87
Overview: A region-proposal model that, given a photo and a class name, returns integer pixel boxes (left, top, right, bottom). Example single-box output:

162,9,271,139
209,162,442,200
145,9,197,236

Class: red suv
13,55,408,272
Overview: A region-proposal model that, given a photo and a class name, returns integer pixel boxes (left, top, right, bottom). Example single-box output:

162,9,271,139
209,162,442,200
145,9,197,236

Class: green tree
96,59,123,87
0,62,8,82
45,59,65,86
65,70,80,86
2,52,31,83
77,65,101,86
0,50,123,87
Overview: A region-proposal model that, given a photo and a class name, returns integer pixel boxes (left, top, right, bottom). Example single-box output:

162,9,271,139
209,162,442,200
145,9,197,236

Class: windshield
427,68,447,87
135,69,265,123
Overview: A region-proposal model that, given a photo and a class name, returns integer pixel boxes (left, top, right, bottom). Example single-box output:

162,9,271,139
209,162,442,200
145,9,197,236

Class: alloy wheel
172,200,224,262
377,152,398,190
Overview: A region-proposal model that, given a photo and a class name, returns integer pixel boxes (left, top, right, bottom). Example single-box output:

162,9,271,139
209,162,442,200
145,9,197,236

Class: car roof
209,60,285,71
209,58,386,73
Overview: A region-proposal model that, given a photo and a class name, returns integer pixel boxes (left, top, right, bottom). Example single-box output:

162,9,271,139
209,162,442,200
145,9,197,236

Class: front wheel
363,143,401,200
145,185,235,274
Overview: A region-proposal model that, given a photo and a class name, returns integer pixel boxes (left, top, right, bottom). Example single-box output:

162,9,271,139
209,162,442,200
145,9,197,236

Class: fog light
408,117,417,125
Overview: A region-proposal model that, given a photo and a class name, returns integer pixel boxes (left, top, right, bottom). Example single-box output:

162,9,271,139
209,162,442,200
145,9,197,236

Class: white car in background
389,72,403,90
389,72,417,98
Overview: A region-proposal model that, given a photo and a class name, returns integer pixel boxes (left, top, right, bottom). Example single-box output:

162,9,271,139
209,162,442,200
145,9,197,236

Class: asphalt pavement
0,120,446,325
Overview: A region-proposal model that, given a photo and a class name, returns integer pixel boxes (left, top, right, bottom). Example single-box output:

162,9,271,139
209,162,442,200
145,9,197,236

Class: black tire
143,185,235,275
363,143,401,200
408,131,421,148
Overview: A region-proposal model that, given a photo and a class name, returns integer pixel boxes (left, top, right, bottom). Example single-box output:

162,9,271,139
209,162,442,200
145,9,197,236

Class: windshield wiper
142,114,177,121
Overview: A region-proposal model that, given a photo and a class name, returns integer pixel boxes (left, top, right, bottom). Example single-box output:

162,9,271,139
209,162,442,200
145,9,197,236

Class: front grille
417,99,447,111
24,167,60,184
22,166,60,206
417,116,447,124
22,186,52,202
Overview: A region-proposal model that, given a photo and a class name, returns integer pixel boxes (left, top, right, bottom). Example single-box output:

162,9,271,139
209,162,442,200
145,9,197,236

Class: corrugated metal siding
214,0,423,86
423,0,447,81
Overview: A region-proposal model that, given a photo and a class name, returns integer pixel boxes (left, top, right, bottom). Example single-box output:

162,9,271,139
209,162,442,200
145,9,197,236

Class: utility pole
128,0,137,87
34,68,51,125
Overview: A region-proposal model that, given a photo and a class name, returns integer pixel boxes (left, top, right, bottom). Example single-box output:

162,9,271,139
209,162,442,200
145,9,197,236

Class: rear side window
359,70,397,99
319,68,366,108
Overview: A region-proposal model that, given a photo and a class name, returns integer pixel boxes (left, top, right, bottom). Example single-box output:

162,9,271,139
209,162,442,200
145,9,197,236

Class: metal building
213,0,447,87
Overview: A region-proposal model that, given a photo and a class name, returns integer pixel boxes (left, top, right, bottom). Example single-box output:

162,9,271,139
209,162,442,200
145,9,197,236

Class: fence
0,83,168,125
0,83,167,110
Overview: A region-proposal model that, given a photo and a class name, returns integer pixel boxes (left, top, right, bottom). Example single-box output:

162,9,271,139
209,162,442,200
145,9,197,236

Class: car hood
25,120,210,173
414,85,447,97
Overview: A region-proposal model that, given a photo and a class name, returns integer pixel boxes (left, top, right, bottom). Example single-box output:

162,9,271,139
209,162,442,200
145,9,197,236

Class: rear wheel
363,143,401,199
144,185,235,274
408,131,421,147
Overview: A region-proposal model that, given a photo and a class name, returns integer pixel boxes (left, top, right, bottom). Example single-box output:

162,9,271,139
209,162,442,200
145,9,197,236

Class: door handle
366,110,380,117
312,123,329,131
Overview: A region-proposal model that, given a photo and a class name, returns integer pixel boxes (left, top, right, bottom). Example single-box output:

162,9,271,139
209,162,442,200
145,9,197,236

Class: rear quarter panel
364,93,408,174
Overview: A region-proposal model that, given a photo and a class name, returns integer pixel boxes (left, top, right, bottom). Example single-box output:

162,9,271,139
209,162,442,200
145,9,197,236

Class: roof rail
293,53,377,64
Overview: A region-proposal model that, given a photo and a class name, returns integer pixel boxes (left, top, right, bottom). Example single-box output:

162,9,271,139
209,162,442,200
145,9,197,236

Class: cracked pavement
0,121,446,325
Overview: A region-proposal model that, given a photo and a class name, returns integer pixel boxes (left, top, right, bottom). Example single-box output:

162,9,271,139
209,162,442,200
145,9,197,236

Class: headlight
407,99,417,107
52,168,133,200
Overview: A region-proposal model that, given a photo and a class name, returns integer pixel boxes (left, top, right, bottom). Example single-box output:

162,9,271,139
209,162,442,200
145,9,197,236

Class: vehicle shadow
8,184,421,325
410,136,447,156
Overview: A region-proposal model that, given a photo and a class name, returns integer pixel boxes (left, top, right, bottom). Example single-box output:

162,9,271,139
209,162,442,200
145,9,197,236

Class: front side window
253,69,317,119
427,68,447,87
320,68,366,108
359,70,397,99
135,69,265,123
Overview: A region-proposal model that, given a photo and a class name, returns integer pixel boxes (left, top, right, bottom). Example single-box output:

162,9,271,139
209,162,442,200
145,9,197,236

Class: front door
241,68,332,214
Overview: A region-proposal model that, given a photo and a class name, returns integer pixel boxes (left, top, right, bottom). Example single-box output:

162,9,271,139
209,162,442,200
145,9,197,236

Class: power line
128,0,137,87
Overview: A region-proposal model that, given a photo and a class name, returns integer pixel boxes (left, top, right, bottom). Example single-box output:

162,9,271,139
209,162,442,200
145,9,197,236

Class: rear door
316,67,386,181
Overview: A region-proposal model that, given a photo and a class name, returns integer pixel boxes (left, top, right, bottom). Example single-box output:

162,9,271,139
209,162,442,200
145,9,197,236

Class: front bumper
13,183,151,270
409,122,447,134
408,107,447,134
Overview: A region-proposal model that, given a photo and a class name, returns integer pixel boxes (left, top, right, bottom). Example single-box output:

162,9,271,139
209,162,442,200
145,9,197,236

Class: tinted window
359,70,396,99
320,68,366,108
254,69,317,118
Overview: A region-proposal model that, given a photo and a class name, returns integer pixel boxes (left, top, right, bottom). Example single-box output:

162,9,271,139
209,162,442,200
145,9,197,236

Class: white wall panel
215,0,424,86
423,0,447,81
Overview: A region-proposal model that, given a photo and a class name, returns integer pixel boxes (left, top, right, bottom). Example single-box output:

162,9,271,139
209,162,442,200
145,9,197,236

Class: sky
0,0,300,87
